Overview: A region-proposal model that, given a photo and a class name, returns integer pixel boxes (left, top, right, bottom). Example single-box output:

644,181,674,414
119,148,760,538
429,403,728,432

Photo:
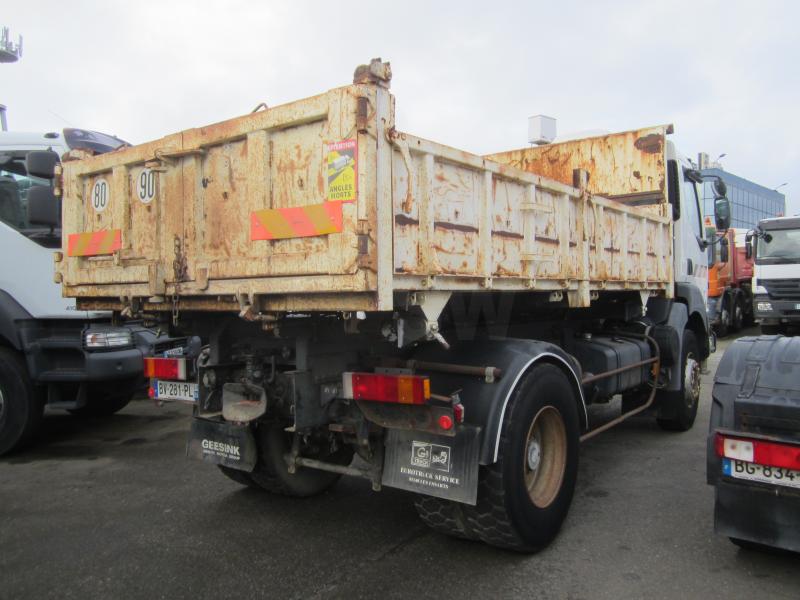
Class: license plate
154,380,198,402
723,458,800,490
795,303,800,310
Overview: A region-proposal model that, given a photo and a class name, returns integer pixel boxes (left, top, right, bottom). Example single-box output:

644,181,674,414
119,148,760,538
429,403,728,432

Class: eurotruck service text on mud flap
41,59,731,552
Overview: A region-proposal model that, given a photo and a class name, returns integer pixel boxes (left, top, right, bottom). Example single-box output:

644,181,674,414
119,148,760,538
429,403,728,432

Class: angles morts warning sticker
250,201,343,241
326,139,357,202
67,229,122,256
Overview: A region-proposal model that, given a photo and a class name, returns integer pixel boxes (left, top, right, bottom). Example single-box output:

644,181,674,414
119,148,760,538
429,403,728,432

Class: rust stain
634,134,663,154
493,230,524,240
395,214,419,226
433,221,479,234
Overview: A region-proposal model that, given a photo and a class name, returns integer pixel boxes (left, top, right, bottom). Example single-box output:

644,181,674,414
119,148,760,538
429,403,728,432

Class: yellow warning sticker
327,139,357,202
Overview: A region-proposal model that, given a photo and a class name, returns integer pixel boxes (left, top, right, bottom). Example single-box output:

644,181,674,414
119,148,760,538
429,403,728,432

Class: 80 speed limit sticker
91,178,110,212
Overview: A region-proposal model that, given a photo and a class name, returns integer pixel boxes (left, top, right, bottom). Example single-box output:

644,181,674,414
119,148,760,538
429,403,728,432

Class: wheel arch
490,353,588,463
409,338,587,466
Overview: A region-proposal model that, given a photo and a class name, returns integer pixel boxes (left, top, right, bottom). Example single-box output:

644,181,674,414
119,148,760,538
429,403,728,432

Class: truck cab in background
0,129,160,455
705,226,754,336
746,216,800,335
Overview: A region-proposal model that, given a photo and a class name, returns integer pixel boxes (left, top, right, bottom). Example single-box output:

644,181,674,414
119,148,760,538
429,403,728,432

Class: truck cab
747,216,800,335
0,128,160,455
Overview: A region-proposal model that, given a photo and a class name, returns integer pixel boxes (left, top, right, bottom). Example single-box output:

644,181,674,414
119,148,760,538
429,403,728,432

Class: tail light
715,433,800,471
144,357,187,381
342,372,430,405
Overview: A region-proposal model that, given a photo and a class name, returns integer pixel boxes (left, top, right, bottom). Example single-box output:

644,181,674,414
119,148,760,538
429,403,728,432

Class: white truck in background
746,216,800,335
0,128,162,454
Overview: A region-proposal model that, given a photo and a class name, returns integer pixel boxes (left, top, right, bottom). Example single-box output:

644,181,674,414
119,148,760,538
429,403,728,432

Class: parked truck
0,128,163,455
746,216,800,335
707,334,800,552
36,60,728,552
705,224,754,337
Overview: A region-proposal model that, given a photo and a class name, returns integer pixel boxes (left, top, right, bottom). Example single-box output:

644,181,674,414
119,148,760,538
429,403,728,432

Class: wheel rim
523,406,567,509
0,385,5,423
735,303,743,326
685,353,701,408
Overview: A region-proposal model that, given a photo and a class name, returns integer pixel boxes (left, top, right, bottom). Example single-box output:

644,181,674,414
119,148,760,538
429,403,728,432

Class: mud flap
187,418,257,472
381,425,481,505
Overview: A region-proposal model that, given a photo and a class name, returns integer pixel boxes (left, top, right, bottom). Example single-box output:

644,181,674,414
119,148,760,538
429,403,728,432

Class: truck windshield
0,155,60,249
757,228,800,264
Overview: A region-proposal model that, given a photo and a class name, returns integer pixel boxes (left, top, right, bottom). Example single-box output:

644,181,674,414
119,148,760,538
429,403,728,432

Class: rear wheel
730,295,744,332
217,465,259,489
716,296,731,337
416,364,580,552
0,348,43,455
247,424,354,497
656,330,700,431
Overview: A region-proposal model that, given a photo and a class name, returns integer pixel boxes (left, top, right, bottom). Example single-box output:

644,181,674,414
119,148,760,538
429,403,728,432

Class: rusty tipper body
49,59,721,552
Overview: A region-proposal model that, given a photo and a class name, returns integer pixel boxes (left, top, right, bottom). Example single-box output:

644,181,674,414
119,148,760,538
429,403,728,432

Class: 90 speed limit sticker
91,178,110,212
136,168,156,204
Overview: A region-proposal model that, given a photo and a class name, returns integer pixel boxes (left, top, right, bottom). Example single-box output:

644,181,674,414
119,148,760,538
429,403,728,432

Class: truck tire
760,324,782,335
656,330,700,431
442,363,580,552
217,465,259,489
0,348,44,455
413,496,472,540
248,423,353,498
730,295,744,333
716,295,731,338
69,379,137,417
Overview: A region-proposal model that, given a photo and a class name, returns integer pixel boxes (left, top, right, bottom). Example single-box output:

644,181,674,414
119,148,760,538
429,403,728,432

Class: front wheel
420,363,580,552
0,348,43,455
656,330,701,431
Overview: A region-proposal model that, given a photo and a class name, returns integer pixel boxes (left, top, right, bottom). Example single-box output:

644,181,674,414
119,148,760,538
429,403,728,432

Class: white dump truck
36,59,728,551
0,128,163,455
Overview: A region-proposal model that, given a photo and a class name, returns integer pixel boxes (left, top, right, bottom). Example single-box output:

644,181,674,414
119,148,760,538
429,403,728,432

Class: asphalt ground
1,326,798,599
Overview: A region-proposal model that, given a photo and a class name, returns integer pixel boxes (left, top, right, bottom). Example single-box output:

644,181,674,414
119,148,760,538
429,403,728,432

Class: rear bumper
714,479,800,552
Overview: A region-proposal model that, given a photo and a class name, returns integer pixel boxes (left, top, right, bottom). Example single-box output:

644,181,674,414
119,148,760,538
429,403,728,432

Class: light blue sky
3,0,797,214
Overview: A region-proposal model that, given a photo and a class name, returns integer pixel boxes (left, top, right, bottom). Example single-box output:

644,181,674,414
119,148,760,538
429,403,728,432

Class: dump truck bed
57,62,673,314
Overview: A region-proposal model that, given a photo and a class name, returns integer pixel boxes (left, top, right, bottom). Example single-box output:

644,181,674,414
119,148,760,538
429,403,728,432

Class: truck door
674,169,708,302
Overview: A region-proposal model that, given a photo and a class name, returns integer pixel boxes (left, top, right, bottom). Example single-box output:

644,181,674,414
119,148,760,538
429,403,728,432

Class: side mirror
719,237,729,263
25,150,60,179
744,232,753,259
713,179,727,198
27,185,60,228
714,197,731,231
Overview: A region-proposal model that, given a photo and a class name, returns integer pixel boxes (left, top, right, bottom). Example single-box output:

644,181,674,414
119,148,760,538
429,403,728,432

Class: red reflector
343,372,430,405
148,386,155,399
438,414,453,430
716,433,800,470
143,357,187,381
453,403,465,423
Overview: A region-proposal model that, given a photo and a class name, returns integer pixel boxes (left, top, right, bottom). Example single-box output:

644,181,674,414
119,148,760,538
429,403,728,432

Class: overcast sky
3,0,798,214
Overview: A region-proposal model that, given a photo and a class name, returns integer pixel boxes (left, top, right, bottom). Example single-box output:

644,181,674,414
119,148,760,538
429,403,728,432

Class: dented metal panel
58,65,674,313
